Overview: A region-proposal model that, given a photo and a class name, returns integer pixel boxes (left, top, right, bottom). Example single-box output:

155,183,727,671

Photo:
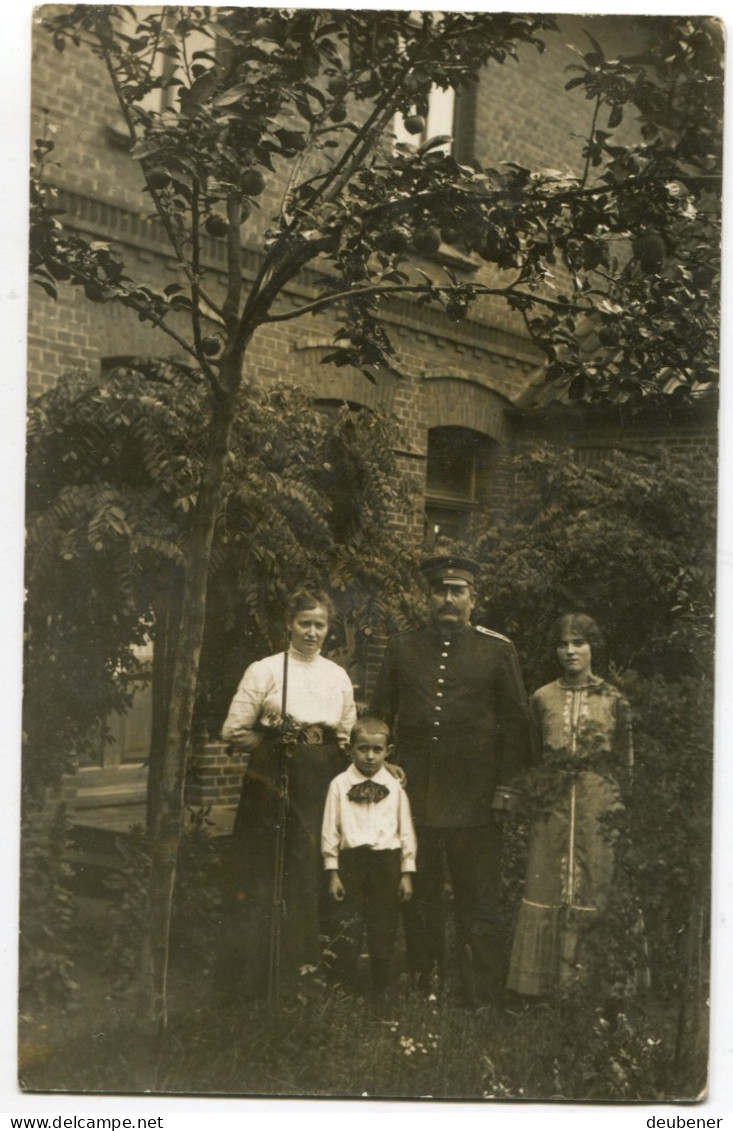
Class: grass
17,863,704,1103
20,952,683,1101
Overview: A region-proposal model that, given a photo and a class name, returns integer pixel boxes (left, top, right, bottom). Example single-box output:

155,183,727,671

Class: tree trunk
140,394,235,1034
146,571,183,838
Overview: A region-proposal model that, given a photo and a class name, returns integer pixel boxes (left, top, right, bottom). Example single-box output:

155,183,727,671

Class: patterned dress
507,677,633,997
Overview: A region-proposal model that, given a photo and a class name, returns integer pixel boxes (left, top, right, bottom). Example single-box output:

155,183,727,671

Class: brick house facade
28,11,717,819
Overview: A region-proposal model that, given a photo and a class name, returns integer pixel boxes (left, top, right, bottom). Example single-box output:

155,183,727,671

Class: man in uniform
370,554,530,1007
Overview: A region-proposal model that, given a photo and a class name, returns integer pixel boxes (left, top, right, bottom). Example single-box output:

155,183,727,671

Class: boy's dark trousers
326,846,402,1004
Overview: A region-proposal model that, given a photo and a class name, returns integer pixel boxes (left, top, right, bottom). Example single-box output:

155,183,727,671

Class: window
76,643,153,770
106,10,215,145
388,11,472,159
69,643,152,811
426,426,475,498
393,86,456,154
102,677,153,766
424,426,495,541
391,74,477,166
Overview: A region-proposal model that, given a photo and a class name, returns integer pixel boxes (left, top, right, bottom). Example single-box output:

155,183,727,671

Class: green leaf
419,135,453,154
608,104,623,130
212,83,250,108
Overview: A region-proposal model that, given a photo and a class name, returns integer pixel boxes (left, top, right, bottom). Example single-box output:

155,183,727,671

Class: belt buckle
302,725,323,746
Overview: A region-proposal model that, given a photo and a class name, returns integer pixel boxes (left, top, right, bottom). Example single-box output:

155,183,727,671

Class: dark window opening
426,426,477,499
424,425,496,543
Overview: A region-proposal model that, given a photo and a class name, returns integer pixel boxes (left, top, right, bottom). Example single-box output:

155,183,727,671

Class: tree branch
221,197,244,330
43,245,226,389
94,12,228,326
233,237,330,357
261,279,587,324
580,90,603,190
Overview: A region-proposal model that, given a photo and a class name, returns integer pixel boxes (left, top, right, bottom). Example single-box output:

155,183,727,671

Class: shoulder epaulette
475,625,512,644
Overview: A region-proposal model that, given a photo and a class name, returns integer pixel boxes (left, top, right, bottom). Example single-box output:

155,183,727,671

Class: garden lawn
19,894,681,1102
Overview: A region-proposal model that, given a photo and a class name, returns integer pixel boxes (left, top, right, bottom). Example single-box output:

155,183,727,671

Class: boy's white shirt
321,763,417,873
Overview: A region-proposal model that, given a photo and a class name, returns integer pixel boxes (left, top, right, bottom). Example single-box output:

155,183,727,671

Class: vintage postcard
14,3,726,1113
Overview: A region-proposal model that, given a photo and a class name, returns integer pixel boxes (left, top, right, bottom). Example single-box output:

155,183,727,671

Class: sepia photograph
15,3,724,1108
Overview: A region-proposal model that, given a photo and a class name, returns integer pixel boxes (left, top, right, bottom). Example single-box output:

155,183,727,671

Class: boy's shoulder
384,769,410,802
330,766,354,788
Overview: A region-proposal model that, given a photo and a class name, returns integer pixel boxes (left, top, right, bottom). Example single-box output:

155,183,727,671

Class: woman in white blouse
217,588,357,999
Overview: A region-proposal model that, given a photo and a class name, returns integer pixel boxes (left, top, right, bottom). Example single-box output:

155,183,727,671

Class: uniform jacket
370,623,531,827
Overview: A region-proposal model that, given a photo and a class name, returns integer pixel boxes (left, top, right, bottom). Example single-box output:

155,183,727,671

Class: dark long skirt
215,737,344,999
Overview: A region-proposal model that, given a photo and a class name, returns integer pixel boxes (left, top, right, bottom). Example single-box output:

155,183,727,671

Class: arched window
424,425,496,541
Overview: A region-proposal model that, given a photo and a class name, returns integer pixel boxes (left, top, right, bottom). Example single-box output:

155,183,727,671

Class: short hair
350,716,391,746
551,612,601,647
551,613,605,669
285,587,335,624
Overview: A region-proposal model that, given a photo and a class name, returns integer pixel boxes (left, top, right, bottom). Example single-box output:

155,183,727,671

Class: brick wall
510,405,719,503
29,10,642,479
30,12,718,812
185,743,248,811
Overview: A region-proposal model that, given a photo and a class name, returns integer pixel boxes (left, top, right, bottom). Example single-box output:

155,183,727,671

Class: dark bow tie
348,779,390,804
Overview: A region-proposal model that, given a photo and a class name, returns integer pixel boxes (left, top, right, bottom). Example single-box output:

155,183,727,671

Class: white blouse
321,763,417,873
221,647,357,751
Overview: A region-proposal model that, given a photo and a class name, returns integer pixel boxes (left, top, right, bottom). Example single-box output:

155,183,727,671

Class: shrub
19,806,79,1008
104,812,228,991
472,445,715,686
468,445,714,1064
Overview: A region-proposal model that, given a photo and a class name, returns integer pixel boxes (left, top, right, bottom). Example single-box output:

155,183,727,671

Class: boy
321,716,416,1015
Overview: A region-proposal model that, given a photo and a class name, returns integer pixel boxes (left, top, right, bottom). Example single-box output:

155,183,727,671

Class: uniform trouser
325,846,402,1001
403,822,505,1004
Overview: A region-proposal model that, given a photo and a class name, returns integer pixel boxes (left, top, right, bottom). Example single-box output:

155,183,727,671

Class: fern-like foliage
24,365,420,792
